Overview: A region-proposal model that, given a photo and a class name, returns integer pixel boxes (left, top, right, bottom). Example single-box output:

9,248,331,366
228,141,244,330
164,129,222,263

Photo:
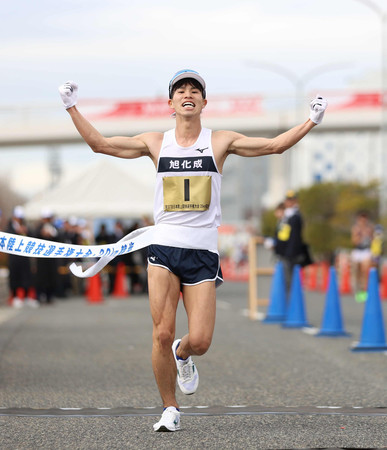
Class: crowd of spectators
1,206,150,308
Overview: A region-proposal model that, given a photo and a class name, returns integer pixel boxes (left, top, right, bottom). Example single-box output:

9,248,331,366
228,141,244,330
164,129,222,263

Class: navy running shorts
147,244,223,287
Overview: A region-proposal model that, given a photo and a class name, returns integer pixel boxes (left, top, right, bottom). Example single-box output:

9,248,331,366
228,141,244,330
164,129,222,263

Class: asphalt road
0,279,386,449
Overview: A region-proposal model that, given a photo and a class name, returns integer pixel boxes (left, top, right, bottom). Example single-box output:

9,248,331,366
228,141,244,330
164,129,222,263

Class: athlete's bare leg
148,267,217,405
176,281,216,360
148,265,181,408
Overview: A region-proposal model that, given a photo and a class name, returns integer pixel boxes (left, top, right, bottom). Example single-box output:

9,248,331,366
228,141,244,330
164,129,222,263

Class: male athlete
59,70,327,432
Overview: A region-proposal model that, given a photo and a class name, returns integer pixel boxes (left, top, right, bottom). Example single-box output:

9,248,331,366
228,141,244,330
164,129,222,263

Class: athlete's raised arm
213,96,327,169
58,81,161,162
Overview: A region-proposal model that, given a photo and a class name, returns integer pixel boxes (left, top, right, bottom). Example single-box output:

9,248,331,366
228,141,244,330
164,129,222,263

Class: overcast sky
1,0,386,199
1,0,386,104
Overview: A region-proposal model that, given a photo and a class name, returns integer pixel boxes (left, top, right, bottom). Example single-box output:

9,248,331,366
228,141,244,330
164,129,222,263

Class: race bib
277,223,291,241
163,176,211,211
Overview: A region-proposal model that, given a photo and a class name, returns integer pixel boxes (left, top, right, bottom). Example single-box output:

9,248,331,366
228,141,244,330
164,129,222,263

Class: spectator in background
34,208,59,304
7,206,38,308
108,220,126,293
276,191,311,293
95,223,112,246
56,218,80,298
67,216,84,295
95,222,115,292
370,224,384,278
351,211,374,302
124,221,148,294
273,202,286,258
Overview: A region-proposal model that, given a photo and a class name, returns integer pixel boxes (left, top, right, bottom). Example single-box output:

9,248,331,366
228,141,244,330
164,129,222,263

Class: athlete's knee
189,335,212,356
153,326,174,351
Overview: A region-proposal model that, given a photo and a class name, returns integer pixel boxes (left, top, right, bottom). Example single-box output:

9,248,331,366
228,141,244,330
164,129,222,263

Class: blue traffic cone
351,268,387,352
316,266,350,337
263,261,287,323
282,265,311,328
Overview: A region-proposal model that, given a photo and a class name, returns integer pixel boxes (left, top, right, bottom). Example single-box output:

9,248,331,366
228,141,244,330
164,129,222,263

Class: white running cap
169,69,206,98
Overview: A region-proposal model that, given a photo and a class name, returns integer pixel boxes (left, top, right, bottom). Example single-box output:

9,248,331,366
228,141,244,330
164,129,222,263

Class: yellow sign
163,176,211,211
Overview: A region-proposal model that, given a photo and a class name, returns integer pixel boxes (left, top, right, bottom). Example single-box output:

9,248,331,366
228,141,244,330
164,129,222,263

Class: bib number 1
163,176,211,211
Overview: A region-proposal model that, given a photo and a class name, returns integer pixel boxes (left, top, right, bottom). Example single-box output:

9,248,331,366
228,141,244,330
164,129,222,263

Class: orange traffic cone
112,262,129,298
16,287,25,299
380,264,387,301
320,263,330,292
307,264,318,291
9,288,25,308
86,274,104,303
302,265,311,289
340,261,352,295
27,287,37,299
300,267,305,286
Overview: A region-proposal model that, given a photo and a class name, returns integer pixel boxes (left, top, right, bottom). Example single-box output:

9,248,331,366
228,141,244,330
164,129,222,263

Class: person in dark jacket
34,208,59,304
276,191,309,293
6,206,38,308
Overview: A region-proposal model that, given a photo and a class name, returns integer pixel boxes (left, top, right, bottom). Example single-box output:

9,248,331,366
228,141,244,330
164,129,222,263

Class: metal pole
381,12,387,217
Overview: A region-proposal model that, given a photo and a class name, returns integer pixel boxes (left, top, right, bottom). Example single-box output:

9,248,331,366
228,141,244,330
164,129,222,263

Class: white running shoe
172,339,199,395
153,406,181,432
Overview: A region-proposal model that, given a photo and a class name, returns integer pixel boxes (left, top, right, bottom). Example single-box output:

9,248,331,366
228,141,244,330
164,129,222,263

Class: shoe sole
154,425,180,432
177,379,198,395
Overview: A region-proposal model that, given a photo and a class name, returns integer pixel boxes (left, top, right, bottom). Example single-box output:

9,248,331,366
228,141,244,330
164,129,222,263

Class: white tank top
153,127,222,250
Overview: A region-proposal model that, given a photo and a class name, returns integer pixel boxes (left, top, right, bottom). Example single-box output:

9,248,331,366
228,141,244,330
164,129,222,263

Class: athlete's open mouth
182,102,195,108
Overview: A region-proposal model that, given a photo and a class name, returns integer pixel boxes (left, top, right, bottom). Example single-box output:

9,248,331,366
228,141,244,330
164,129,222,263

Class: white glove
309,96,327,125
58,81,78,109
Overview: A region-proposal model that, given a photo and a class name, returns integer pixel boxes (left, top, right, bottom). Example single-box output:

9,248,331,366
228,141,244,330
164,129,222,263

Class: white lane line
316,406,342,409
59,408,82,410
227,405,248,408
1,405,386,418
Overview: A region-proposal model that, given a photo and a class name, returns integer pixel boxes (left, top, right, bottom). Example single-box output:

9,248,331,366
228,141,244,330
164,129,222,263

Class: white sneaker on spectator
153,406,180,432
26,298,40,308
12,298,24,309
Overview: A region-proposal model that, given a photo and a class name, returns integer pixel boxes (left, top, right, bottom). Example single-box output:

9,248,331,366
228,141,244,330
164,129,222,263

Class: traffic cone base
317,329,351,337
351,343,387,352
264,315,287,324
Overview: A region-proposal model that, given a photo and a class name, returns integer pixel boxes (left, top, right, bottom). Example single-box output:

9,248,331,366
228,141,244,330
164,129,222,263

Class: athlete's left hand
58,81,78,109
309,96,328,125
